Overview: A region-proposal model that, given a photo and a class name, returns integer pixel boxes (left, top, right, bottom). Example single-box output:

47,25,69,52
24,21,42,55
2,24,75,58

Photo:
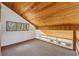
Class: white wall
1,4,36,46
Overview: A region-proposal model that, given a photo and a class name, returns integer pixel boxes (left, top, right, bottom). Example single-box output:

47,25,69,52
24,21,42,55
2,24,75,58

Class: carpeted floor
1,39,76,56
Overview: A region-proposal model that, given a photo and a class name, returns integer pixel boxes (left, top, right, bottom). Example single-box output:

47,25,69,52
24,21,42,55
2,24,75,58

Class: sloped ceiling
2,2,79,39
2,2,79,30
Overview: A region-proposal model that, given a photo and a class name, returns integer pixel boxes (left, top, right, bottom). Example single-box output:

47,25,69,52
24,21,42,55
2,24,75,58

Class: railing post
73,30,77,51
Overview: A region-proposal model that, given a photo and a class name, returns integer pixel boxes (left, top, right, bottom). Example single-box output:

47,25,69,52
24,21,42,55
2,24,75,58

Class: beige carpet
1,39,76,56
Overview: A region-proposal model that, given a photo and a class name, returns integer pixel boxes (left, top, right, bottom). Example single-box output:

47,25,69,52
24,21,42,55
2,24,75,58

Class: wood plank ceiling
2,2,79,40
2,2,79,30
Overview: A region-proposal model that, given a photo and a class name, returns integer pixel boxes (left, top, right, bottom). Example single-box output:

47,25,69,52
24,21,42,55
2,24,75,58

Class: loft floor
1,39,76,56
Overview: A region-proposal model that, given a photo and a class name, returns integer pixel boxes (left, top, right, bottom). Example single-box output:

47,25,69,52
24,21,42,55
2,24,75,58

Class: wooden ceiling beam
38,24,79,30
